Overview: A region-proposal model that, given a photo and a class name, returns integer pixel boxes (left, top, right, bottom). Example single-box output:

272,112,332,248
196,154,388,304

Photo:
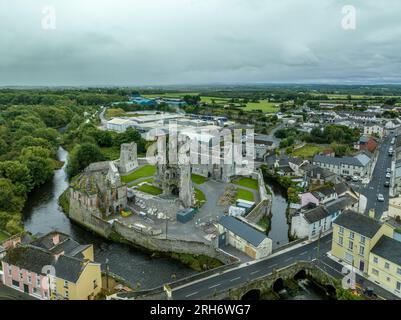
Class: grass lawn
232,177,259,190
0,230,9,241
292,144,326,159
191,174,208,185
132,178,154,186
100,146,121,160
105,108,126,119
121,165,156,184
236,188,255,202
243,101,280,113
136,183,162,196
194,188,206,207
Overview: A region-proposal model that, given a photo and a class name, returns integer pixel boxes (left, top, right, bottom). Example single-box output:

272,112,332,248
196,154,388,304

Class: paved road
172,234,333,299
349,132,394,218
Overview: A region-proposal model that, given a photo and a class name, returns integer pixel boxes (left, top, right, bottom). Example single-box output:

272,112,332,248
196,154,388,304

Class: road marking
185,291,198,298
208,283,221,289
299,251,307,256
230,276,241,282
250,270,261,275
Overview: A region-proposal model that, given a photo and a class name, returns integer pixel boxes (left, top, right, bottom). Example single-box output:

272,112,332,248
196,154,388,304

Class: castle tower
119,142,138,174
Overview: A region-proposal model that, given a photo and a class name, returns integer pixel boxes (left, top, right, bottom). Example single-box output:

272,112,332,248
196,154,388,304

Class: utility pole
105,258,109,291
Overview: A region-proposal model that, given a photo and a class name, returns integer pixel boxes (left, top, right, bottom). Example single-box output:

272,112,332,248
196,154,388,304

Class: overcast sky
1,0,401,86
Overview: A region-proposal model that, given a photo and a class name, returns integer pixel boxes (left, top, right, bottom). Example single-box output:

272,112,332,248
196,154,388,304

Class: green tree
67,143,105,177
19,146,54,188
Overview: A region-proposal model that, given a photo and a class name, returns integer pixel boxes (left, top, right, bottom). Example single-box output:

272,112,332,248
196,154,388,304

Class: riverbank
22,147,197,289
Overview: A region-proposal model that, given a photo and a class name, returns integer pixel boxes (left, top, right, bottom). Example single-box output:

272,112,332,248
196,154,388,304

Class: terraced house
0,232,101,300
331,211,401,297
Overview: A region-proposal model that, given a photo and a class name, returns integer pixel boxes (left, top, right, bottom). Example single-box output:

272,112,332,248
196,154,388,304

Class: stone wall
112,221,236,265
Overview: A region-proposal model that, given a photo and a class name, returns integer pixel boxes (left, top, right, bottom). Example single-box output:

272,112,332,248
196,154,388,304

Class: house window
397,282,401,291
349,232,355,240
373,256,378,264
19,271,23,280
397,268,401,275
339,227,344,234
12,280,20,288
372,268,379,276
8,268,12,276
348,241,354,250
64,280,69,289
385,262,390,270
65,290,69,299
387,277,391,282
338,236,343,246
93,279,98,289
28,275,32,284
360,236,366,245
36,278,41,287
359,246,365,256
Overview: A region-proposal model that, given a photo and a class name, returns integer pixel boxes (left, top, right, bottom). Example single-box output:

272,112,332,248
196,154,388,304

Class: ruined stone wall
113,221,235,264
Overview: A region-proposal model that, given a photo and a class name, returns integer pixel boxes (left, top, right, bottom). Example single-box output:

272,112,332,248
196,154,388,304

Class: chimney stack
52,233,60,246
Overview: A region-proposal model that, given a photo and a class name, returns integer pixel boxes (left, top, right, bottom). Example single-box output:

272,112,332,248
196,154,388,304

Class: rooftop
333,210,381,238
302,206,329,224
371,236,401,266
219,216,267,247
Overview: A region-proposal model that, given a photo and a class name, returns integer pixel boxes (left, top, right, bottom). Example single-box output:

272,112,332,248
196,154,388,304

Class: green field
236,188,255,201
232,177,259,190
292,144,326,159
242,101,280,113
121,165,156,183
191,174,208,185
136,183,162,195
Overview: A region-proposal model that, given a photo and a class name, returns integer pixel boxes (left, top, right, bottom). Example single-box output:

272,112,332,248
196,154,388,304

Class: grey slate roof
313,154,371,168
324,195,357,215
333,210,381,238
371,236,401,266
2,245,87,283
219,216,267,247
334,183,348,196
303,206,329,224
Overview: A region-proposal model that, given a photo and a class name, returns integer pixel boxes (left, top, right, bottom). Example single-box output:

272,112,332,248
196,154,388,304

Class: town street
349,132,394,218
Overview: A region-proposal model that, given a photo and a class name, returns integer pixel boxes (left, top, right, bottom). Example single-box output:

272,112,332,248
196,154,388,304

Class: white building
290,206,331,240
106,118,134,132
217,216,272,260
364,123,384,138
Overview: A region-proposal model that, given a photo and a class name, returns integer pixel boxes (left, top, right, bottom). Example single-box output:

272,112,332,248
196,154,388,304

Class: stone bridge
108,260,337,300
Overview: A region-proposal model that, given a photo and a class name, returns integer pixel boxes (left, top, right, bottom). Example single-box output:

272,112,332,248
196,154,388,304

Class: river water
267,182,290,249
22,147,196,289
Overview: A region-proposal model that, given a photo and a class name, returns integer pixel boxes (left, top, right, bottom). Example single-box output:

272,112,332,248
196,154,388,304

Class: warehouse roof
219,216,267,247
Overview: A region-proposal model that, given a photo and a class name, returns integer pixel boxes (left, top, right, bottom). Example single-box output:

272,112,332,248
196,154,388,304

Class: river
266,181,290,249
22,147,196,289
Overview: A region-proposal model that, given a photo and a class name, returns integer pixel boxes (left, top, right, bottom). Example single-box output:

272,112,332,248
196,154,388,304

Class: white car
387,168,391,173
377,194,385,202
386,172,391,179
352,176,359,182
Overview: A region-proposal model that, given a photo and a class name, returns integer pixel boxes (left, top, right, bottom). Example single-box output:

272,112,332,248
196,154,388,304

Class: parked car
352,176,360,182
377,194,385,202
384,181,390,187
387,168,391,173
386,172,391,179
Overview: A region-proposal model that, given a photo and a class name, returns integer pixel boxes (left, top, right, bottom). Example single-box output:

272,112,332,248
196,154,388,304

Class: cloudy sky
1,0,401,86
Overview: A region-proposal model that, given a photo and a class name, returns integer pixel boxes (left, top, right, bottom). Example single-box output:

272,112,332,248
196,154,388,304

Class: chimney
369,209,375,219
52,233,60,246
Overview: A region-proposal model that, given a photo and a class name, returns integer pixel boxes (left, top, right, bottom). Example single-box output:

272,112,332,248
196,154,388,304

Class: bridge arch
294,269,307,281
241,289,261,300
272,278,284,293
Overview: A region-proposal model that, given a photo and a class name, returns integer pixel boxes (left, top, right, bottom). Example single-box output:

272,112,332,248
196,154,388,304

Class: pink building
300,192,320,208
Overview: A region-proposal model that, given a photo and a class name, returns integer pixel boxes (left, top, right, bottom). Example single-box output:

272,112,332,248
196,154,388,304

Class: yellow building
368,235,401,296
331,210,401,297
331,210,381,273
1,232,102,300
